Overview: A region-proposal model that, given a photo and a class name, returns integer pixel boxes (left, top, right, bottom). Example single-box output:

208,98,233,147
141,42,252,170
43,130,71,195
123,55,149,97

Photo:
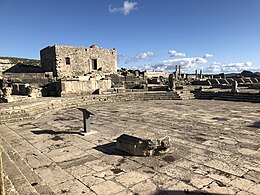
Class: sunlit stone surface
1,99,259,194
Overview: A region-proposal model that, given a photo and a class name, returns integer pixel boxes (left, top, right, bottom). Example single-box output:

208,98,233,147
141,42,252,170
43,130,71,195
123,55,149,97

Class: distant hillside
0,56,40,66
220,70,260,78
0,57,41,77
240,70,260,77
225,73,238,77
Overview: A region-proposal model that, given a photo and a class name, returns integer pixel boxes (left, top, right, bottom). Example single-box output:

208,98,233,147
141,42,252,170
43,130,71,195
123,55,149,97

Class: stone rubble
116,134,171,156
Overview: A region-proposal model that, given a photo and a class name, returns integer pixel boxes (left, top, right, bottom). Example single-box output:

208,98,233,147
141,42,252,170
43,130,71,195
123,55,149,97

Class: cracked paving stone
130,179,157,195
90,180,125,195
115,171,151,187
1,100,259,194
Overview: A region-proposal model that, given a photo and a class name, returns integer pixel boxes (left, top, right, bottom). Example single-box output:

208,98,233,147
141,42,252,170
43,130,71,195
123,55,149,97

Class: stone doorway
91,59,98,70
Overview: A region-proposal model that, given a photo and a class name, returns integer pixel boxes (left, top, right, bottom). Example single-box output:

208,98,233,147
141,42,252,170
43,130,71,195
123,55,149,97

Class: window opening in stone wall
92,59,98,70
65,57,70,65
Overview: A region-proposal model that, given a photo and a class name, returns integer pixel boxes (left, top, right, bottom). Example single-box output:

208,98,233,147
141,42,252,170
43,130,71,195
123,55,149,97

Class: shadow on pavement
31,129,84,136
248,121,260,128
93,142,132,156
153,190,225,195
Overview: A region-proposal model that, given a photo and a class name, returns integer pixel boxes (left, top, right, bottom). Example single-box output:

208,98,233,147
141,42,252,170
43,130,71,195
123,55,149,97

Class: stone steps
0,92,182,124
1,91,259,124
4,173,19,195
194,91,260,102
193,91,216,100
215,95,260,102
0,136,55,195
1,148,39,195
176,91,195,100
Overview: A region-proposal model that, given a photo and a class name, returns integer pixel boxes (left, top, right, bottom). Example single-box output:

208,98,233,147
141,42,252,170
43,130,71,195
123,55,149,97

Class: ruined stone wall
144,71,168,79
3,73,50,87
60,79,111,96
193,90,260,102
40,46,57,76
41,45,117,79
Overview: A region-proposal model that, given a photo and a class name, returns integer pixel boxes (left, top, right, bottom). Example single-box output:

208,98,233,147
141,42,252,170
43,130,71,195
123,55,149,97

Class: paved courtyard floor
1,99,260,195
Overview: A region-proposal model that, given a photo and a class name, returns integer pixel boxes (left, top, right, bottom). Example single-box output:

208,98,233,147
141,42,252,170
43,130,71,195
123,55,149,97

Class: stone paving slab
1,99,260,194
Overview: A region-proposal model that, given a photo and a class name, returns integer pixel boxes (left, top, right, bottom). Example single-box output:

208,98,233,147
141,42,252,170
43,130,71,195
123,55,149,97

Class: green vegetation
0,56,40,66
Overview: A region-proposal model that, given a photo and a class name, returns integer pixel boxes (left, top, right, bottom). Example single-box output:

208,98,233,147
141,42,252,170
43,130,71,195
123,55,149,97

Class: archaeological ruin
0,44,259,195
40,44,117,96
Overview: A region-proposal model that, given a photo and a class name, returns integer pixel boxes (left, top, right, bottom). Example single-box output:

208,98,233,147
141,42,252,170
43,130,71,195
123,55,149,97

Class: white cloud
168,50,186,57
212,61,221,65
140,60,260,74
135,51,154,59
125,64,153,71
151,57,208,72
203,53,214,58
204,61,260,73
117,54,127,63
109,1,138,15
125,51,154,63
143,64,153,70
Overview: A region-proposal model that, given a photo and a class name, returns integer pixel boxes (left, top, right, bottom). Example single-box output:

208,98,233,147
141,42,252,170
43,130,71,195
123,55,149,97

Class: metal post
78,108,96,135
83,112,91,133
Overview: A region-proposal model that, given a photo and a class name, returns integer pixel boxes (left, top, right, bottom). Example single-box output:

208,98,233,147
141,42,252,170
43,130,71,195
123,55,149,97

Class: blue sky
0,0,260,73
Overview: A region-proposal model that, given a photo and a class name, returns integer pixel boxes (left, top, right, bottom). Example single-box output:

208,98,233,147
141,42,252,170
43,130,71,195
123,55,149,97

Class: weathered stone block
1,87,13,103
116,134,171,156
28,87,42,98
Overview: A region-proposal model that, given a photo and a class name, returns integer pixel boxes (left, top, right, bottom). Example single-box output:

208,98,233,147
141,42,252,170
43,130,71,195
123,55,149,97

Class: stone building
40,44,117,96
40,44,117,79
143,71,168,79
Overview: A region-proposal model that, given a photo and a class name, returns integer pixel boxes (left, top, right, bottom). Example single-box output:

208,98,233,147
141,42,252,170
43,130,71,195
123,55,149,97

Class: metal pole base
80,130,97,136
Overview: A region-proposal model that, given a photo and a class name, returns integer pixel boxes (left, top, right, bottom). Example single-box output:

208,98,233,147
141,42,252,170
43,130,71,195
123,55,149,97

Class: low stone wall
0,92,181,124
60,79,111,96
3,72,49,86
248,83,260,89
193,91,260,103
